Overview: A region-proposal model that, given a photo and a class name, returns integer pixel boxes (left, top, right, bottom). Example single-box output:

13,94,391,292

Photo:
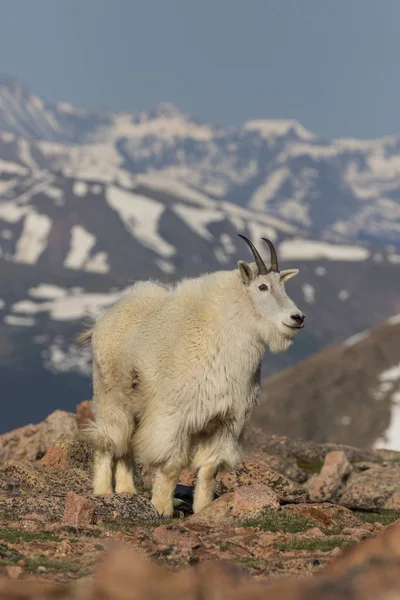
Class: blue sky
1,0,399,139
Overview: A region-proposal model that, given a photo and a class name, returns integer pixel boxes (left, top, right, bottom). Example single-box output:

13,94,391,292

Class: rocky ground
1,403,400,599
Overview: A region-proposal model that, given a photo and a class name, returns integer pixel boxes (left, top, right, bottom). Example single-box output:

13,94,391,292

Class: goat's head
237,235,304,353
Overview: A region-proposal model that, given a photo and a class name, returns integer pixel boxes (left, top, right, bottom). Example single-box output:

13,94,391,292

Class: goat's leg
115,454,137,494
93,450,113,495
192,430,240,514
193,463,216,514
151,463,182,517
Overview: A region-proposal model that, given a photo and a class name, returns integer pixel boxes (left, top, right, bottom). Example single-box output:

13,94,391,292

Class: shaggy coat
79,238,304,516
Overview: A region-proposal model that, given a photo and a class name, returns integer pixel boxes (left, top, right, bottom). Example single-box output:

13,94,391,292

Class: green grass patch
25,556,78,573
233,556,257,566
275,537,351,553
244,511,315,534
296,459,323,476
218,542,231,552
0,527,62,544
353,509,400,526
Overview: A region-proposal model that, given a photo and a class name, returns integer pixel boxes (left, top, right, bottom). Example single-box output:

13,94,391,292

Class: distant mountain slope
2,75,400,246
252,316,400,449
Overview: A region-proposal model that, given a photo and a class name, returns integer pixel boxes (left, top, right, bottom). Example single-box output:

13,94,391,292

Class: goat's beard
264,323,294,354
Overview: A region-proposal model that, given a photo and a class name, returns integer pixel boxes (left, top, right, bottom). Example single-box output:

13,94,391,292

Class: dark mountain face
252,316,400,450
0,75,400,435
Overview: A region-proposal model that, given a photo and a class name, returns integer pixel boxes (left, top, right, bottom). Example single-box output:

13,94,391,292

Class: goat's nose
291,312,305,325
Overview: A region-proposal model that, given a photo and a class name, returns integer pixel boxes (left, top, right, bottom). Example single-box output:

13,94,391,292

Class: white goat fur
80,257,303,516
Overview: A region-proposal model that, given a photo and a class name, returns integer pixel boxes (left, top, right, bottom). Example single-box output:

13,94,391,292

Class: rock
0,410,77,465
244,450,308,484
5,566,23,580
0,494,67,522
217,461,309,504
63,491,96,527
374,448,400,462
190,484,280,524
339,463,400,509
324,520,400,576
384,488,400,510
76,400,95,429
308,451,352,502
0,460,92,496
40,438,93,472
152,524,203,561
242,426,381,464
93,492,159,524
283,502,363,531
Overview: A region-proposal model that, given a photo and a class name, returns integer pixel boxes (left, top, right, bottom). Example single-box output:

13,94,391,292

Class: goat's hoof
115,485,137,494
151,499,173,518
93,489,113,496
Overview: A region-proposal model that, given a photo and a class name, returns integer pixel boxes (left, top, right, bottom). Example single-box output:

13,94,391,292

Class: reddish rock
340,463,400,510
76,400,95,429
308,451,352,502
384,488,400,509
40,438,93,472
190,484,280,524
152,524,203,561
5,566,23,580
0,410,77,465
62,491,96,527
217,460,309,504
324,520,400,576
283,502,363,530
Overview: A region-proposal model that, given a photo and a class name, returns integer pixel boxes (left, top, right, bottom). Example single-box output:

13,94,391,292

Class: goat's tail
75,327,94,346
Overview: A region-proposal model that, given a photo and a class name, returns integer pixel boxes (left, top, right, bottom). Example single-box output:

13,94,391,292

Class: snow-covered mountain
1,74,400,434
3,75,400,246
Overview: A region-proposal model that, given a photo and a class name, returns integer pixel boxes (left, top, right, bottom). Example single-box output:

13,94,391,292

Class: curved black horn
262,238,279,272
238,234,268,275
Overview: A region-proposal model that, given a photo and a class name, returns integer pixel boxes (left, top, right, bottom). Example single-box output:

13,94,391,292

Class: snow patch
85,252,109,274
387,314,400,326
373,364,400,450
344,330,369,347
250,168,290,211
214,248,228,264
64,225,96,270
12,287,134,322
4,314,35,327
73,181,88,197
0,159,28,175
29,284,67,299
42,340,92,376
220,233,236,255
106,185,175,257
173,204,224,241
155,258,176,274
279,239,370,261
14,213,52,264
243,119,315,141
302,283,315,304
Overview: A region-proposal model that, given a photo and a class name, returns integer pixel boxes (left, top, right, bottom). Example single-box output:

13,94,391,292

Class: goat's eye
258,284,268,291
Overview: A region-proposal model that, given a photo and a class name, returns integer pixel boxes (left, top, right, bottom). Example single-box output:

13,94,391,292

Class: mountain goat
78,235,304,516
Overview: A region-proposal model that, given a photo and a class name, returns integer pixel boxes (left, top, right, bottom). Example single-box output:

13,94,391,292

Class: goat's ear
238,260,254,286
280,269,299,283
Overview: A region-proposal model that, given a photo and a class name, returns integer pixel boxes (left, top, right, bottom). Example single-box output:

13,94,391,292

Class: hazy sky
1,0,400,139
